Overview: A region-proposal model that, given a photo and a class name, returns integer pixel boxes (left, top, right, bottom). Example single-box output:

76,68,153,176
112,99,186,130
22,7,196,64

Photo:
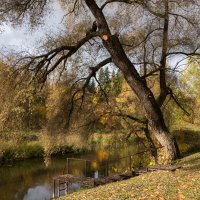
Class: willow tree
0,0,200,163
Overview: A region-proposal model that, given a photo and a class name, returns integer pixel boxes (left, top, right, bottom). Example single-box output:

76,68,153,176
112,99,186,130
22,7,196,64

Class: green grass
59,152,200,200
0,131,84,163
173,124,200,154
0,131,42,162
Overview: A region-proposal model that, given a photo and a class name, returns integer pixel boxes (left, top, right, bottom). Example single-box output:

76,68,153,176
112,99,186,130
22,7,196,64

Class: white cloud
0,2,65,52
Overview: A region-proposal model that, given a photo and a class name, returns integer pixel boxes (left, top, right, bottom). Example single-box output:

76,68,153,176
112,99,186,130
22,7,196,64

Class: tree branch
111,112,147,124
80,57,112,106
101,0,165,18
157,0,169,107
168,88,190,116
18,31,100,82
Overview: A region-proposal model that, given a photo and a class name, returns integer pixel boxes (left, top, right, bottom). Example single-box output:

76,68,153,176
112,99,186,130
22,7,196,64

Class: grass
0,131,42,162
0,131,84,163
173,124,200,154
59,152,200,200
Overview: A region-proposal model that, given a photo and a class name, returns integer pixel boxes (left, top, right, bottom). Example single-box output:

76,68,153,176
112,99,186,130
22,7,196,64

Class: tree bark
143,124,158,163
104,35,178,163
85,0,178,163
157,0,169,107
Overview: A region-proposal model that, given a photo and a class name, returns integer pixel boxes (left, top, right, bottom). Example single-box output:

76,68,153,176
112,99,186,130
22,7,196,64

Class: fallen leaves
60,152,200,200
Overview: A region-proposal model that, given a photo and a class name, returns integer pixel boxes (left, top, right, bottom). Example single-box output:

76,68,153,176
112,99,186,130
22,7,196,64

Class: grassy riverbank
1,123,200,164
58,123,200,200
0,131,85,163
60,152,200,200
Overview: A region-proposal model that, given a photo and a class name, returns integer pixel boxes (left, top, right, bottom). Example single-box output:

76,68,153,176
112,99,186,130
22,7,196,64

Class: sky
0,2,65,54
0,2,186,71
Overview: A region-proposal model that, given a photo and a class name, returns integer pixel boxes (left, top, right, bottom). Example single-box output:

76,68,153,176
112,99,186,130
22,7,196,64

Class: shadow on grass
176,152,200,171
173,128,200,155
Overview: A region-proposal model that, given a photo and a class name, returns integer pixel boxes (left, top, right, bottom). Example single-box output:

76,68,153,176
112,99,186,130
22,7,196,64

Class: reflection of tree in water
0,158,66,200
0,143,153,200
91,140,152,176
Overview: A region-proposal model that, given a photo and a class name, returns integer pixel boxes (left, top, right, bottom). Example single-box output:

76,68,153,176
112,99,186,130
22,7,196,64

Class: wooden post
64,181,68,195
66,158,69,174
53,179,55,198
129,155,132,171
105,160,109,177
66,181,69,194
58,179,60,197
85,160,87,177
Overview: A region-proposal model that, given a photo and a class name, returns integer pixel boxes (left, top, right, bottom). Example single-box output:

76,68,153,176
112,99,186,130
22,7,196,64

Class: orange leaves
96,149,108,162
91,161,99,170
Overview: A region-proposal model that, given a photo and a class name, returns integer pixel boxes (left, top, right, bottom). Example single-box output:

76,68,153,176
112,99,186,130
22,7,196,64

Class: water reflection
23,185,51,200
0,158,66,200
0,142,150,200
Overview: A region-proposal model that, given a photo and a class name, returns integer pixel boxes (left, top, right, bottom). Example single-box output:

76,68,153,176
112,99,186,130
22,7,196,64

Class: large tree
0,0,200,163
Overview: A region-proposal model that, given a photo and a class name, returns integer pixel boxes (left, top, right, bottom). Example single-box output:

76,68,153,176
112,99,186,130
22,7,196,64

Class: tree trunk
103,35,178,163
85,0,178,163
143,125,158,163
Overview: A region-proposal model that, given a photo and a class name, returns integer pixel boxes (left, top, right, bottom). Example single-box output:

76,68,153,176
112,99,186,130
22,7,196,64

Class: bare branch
166,49,200,57
122,28,163,49
157,0,169,108
101,0,165,18
17,31,100,82
167,88,190,116
80,57,112,106
94,76,109,104
111,112,147,124
61,0,79,21
0,0,49,27
169,12,198,27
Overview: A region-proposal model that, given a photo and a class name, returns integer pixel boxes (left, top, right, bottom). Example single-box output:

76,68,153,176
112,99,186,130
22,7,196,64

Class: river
0,143,149,200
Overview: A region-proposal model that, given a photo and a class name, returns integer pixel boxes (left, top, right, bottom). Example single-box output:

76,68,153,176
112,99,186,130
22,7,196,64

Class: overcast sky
0,2,186,70
0,2,65,54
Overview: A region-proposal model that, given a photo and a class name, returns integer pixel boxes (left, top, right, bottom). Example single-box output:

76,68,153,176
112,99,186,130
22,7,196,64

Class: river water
0,156,67,200
0,143,149,200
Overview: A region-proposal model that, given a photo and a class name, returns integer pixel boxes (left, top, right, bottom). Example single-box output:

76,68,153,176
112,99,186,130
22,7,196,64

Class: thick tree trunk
103,35,178,163
85,0,178,163
143,125,158,163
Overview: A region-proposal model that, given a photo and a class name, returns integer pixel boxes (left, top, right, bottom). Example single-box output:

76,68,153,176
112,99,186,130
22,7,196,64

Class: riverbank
0,130,132,164
0,131,86,164
60,152,200,200
1,123,200,164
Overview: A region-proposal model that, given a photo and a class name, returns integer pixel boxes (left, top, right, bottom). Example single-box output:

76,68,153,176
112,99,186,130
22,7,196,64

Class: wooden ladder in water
53,177,69,198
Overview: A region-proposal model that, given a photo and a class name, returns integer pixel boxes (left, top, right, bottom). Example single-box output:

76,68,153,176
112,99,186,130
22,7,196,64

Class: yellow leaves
92,96,98,105
115,80,138,114
99,115,108,125
178,143,189,153
96,149,108,162
158,196,166,200
148,161,155,166
148,156,156,166
111,166,118,173
91,161,98,170
111,115,118,121
176,189,185,200
73,167,82,176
